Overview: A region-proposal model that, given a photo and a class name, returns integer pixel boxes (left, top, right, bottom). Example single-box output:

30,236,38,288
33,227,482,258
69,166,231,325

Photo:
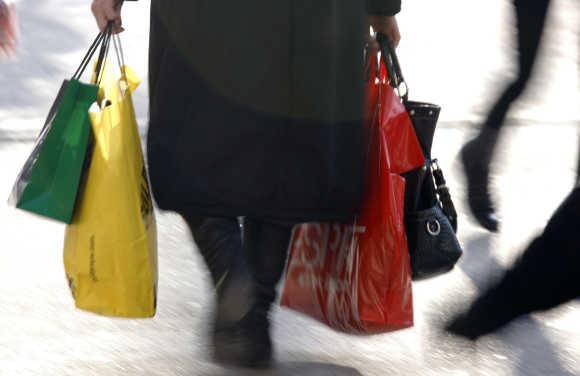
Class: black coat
146,0,401,221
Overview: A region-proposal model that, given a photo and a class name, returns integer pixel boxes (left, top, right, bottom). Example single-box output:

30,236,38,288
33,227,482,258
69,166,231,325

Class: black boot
460,127,500,232
181,216,263,367
212,219,292,369
212,301,272,369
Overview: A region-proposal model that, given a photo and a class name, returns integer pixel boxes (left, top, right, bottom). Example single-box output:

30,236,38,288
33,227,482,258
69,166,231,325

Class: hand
368,15,401,48
91,0,124,33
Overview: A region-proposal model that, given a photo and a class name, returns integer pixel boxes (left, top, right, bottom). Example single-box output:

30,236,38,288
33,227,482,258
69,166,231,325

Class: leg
180,214,256,340
181,215,242,285
212,217,294,368
447,188,580,339
460,0,552,232
485,0,552,131
243,218,294,309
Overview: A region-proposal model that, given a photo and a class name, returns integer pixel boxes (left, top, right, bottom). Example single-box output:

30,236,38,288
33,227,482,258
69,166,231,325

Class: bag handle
94,23,126,85
376,33,409,102
72,30,108,80
112,32,127,82
72,22,125,84
93,23,114,85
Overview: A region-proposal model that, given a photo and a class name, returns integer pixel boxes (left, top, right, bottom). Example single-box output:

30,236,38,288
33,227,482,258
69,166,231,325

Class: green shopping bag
9,31,111,223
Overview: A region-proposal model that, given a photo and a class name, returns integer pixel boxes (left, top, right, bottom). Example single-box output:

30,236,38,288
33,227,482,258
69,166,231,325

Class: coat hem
154,199,358,224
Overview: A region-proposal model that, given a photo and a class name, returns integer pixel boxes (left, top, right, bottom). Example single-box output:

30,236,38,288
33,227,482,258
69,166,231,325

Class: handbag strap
376,33,409,102
430,159,458,232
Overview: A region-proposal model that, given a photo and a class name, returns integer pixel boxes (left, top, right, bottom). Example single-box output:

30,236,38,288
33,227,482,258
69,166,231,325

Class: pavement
0,1,579,375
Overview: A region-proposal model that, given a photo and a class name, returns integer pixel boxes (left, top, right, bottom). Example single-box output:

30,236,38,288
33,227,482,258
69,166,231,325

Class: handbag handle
376,33,409,102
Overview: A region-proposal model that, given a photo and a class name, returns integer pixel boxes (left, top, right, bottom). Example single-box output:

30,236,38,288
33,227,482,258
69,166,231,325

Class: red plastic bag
280,61,414,333
368,52,424,174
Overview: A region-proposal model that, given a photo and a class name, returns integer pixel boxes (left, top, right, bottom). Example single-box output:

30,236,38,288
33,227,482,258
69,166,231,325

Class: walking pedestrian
90,0,403,368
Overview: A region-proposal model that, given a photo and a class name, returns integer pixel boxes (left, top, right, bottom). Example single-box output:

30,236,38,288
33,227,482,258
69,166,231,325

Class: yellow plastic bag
63,62,157,318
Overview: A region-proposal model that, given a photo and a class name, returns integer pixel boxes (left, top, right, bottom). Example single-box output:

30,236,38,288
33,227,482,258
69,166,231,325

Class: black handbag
377,34,462,280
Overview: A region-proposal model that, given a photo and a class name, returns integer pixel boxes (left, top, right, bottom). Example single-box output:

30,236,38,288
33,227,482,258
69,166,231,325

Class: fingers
91,1,108,31
368,16,401,48
91,0,123,33
388,17,401,48
388,26,401,48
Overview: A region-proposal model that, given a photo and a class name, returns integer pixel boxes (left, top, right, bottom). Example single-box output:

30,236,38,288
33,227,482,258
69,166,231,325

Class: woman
91,0,403,368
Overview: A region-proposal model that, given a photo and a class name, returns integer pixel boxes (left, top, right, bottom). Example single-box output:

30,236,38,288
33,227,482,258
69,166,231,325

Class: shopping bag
63,40,158,318
375,33,463,279
281,84,414,334
367,47,424,175
8,32,110,223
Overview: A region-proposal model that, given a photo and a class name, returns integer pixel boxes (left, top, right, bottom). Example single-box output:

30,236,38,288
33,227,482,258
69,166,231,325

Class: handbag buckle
426,219,441,236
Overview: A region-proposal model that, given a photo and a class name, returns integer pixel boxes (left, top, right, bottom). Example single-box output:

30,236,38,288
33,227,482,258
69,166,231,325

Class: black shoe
460,131,500,233
212,305,272,369
209,255,271,368
445,296,522,341
445,312,483,341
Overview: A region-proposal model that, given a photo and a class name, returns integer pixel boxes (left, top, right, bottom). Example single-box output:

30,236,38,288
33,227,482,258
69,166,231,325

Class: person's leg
243,218,293,309
483,0,552,131
181,215,242,284
446,188,580,340
211,217,294,368
180,215,258,361
460,0,552,232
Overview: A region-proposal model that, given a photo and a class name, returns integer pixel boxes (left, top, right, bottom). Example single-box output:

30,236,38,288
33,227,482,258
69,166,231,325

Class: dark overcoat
146,0,401,221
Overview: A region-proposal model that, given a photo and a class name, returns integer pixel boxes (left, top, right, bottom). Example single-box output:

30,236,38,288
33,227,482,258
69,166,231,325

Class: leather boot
181,216,263,367
212,288,273,369
460,127,500,232
212,219,291,369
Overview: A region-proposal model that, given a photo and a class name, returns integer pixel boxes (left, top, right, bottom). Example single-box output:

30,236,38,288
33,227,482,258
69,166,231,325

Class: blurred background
0,0,578,375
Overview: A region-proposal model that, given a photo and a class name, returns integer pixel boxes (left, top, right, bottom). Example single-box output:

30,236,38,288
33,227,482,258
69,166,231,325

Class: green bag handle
72,22,122,85
73,27,108,81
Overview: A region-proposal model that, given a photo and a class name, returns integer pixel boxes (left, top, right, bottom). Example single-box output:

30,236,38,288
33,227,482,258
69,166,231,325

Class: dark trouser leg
460,0,551,232
215,217,293,368
180,215,254,326
484,0,551,131
181,215,242,285
447,188,580,339
516,187,580,311
243,218,294,309
182,214,293,368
